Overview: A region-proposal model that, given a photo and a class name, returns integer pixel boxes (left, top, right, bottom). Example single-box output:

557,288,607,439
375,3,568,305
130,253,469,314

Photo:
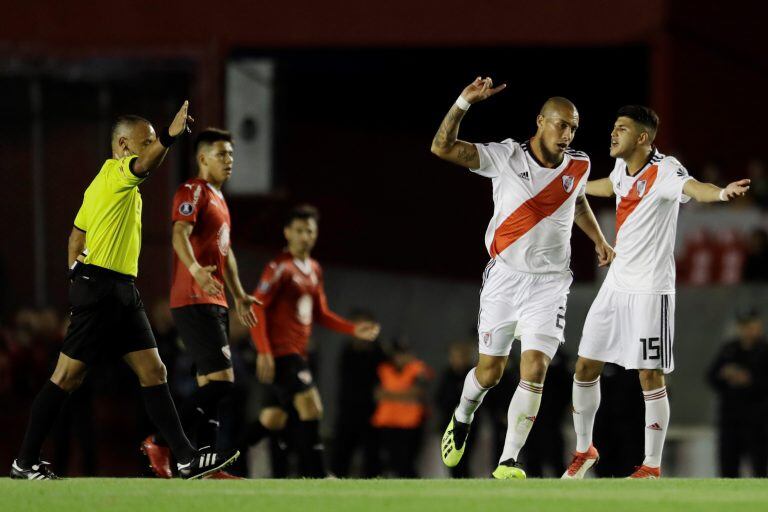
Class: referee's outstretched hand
169,100,195,137
235,295,260,328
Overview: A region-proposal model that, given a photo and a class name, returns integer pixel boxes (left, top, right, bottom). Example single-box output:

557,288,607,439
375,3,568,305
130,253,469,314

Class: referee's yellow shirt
73,155,146,277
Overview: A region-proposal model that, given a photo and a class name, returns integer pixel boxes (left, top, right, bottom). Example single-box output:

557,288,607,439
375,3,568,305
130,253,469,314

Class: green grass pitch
2,478,767,512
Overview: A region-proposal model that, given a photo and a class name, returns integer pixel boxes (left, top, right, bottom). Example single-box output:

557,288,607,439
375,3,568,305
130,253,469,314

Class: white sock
454,367,490,424
499,380,543,463
642,387,670,468
572,377,601,452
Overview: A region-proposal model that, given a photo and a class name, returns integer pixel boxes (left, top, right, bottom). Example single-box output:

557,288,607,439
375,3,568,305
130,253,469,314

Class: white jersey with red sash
470,139,590,358
472,139,590,274
578,148,693,373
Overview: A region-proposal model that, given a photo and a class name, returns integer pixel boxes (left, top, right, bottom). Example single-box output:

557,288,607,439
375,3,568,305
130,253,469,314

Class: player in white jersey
431,77,615,479
563,105,750,479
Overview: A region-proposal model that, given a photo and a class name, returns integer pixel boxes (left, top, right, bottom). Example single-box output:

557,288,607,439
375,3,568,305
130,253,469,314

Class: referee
11,102,239,480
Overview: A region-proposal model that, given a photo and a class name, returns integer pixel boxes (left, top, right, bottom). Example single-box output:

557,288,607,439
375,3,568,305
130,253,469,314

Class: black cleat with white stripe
178,446,240,480
10,459,61,480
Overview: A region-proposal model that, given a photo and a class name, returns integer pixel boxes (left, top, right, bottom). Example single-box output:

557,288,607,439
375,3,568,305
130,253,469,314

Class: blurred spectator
742,229,768,282
435,340,476,478
371,338,431,478
747,160,768,209
331,310,384,478
716,229,746,285
522,349,572,477
677,229,717,285
707,308,768,477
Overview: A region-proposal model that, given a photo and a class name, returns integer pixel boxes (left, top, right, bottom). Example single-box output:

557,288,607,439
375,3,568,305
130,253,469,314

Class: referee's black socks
141,383,195,463
17,381,69,468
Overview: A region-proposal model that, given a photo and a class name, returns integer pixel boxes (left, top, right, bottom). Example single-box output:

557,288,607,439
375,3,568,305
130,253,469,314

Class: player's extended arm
132,101,194,177
171,221,224,296
67,227,86,268
683,178,750,203
223,249,259,328
586,178,615,198
315,284,380,340
574,195,615,267
430,77,506,168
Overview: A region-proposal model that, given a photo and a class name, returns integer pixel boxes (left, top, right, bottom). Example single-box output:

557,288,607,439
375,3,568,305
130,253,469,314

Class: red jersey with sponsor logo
170,178,231,309
250,252,355,358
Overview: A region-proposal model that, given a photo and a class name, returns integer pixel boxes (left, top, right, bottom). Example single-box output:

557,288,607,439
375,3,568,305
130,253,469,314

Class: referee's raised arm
129,100,194,177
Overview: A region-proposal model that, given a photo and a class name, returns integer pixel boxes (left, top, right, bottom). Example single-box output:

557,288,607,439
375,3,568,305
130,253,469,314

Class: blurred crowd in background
2,293,766,479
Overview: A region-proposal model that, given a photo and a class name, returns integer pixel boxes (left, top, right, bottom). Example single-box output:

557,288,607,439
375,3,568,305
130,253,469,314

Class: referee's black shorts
171,304,232,376
62,264,157,365
259,354,316,409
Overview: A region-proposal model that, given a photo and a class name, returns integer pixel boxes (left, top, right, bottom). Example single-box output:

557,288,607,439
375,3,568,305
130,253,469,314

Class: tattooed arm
430,77,506,168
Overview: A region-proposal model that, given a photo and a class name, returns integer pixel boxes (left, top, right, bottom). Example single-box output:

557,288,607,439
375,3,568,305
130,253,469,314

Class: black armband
159,127,177,148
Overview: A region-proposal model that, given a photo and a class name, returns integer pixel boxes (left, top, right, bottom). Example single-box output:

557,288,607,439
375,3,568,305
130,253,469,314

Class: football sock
643,386,669,468
454,368,491,424
193,381,233,449
17,380,70,467
141,383,194,463
572,376,601,452
499,380,543,463
296,420,325,478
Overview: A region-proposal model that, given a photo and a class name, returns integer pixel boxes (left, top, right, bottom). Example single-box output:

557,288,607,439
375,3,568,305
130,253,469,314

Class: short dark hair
111,115,150,143
194,128,233,154
284,204,320,227
617,105,659,139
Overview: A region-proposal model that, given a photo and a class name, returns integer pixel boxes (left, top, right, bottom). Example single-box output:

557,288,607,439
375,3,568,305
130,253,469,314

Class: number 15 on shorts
640,337,661,360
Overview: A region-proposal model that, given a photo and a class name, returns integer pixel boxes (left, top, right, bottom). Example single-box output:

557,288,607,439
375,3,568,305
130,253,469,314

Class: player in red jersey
141,128,258,479
242,205,380,477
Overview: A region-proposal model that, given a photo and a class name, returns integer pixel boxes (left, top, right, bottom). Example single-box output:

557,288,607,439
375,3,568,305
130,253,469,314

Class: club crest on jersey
636,179,648,197
562,175,575,193
178,202,195,216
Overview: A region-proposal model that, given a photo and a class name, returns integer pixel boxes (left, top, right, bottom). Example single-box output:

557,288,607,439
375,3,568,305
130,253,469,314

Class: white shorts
579,285,675,373
476,260,573,360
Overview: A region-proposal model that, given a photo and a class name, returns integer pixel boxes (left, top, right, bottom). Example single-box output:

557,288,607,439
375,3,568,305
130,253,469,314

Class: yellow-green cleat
441,415,470,467
492,459,527,479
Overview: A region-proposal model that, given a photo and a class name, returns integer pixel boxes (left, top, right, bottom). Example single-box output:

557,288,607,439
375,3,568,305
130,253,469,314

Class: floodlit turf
1,478,767,512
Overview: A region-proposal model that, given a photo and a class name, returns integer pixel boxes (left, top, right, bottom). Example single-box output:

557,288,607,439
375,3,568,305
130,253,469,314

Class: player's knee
475,364,504,388
50,365,87,392
50,372,85,393
140,362,168,386
639,369,664,390
575,358,602,381
260,408,288,431
520,353,550,383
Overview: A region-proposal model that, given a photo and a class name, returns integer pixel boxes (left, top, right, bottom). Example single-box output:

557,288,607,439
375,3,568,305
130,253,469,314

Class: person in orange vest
371,338,432,477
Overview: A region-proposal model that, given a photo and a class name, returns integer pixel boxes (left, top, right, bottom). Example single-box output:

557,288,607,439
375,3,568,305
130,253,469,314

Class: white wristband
189,262,202,275
455,95,471,111
719,189,727,202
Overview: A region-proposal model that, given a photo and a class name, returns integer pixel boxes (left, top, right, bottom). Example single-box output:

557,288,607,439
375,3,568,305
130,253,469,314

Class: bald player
431,78,614,479
141,128,258,479
11,104,239,480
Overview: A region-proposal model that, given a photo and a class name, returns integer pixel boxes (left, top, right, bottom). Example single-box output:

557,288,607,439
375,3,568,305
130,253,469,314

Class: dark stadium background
0,0,766,477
